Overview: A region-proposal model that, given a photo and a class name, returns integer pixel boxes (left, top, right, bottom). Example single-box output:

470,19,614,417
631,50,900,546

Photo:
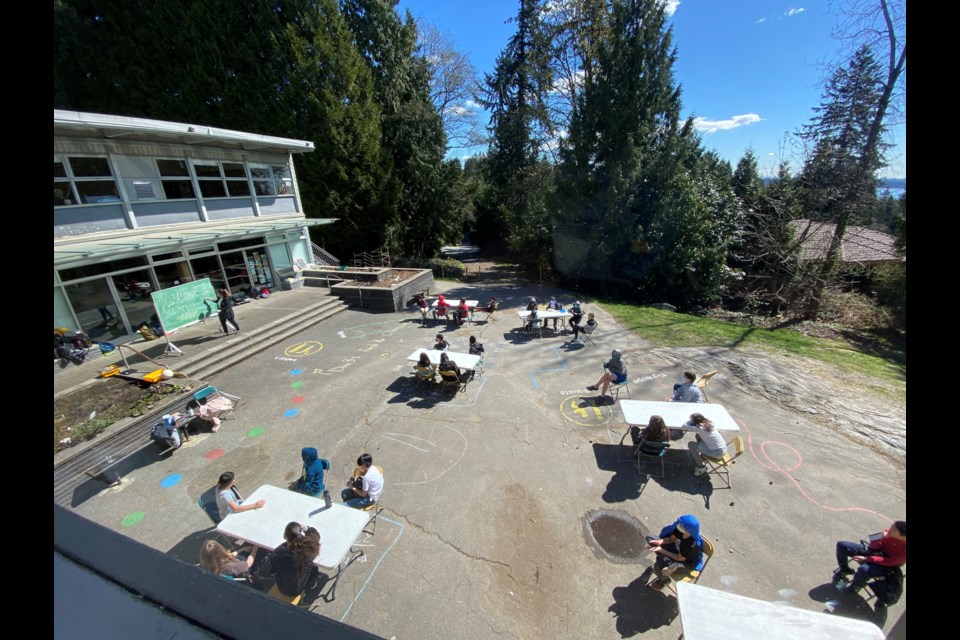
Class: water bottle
323,490,332,509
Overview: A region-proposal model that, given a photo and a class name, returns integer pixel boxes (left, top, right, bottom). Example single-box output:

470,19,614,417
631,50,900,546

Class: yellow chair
413,365,436,386
266,583,302,605
439,369,464,394
695,370,719,402
664,535,715,596
697,436,745,489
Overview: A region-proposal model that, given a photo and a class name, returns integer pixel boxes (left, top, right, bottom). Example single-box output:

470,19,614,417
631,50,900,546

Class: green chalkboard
151,278,218,333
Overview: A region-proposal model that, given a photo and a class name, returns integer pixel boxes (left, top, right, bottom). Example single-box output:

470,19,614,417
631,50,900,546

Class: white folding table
676,582,884,640
517,309,570,330
619,400,740,432
407,348,482,372
216,484,370,593
431,299,479,322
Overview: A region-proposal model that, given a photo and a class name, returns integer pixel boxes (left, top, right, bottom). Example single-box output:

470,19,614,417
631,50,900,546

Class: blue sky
397,0,906,179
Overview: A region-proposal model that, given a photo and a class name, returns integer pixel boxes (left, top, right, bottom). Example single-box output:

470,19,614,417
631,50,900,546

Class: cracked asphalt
68,280,906,639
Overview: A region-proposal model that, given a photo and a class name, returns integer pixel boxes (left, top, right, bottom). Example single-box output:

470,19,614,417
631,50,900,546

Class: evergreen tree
796,41,899,316
339,0,459,259
554,0,735,308
477,0,554,261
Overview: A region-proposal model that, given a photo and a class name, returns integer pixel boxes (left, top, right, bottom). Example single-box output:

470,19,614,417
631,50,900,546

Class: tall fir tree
554,0,736,308
476,0,554,260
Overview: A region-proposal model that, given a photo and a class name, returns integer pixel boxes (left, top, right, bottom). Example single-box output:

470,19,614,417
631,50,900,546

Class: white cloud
464,99,481,110
693,114,762,134
661,1,680,17
785,7,805,17
451,105,471,116
755,17,767,24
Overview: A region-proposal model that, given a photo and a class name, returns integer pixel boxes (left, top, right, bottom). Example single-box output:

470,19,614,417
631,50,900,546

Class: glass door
219,251,250,293
110,269,157,333
63,278,126,341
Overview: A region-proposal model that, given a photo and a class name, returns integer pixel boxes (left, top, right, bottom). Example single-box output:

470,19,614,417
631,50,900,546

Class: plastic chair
197,495,240,549
695,370,719,402
635,440,669,478
697,436,745,489
610,380,631,401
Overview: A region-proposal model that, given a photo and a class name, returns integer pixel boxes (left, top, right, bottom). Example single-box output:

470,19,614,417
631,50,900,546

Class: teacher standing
210,288,240,335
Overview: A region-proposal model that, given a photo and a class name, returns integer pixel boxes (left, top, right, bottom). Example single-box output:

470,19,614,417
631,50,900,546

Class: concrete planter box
330,269,434,312
304,266,390,283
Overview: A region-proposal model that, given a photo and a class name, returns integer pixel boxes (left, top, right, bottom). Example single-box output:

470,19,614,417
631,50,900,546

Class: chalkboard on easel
150,278,217,333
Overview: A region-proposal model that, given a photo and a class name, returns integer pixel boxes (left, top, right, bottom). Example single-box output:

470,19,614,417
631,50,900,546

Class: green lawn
597,301,906,396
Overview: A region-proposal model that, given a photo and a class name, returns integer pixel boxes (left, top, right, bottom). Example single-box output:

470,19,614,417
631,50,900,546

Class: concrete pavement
58,278,906,639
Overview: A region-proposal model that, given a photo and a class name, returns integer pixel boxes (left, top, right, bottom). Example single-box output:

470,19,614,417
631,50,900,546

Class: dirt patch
53,378,185,454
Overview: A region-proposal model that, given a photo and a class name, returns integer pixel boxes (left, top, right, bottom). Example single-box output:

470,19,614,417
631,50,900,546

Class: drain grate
583,509,651,564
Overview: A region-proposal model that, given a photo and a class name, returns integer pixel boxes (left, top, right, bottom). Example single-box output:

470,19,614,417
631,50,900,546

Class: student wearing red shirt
834,520,906,593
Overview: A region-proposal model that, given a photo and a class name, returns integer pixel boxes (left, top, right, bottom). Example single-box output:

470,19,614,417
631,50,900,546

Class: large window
250,164,292,196
193,161,251,198
55,155,121,206
157,159,196,200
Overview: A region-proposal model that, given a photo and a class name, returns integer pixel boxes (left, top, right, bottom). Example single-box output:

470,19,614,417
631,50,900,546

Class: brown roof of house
792,219,901,263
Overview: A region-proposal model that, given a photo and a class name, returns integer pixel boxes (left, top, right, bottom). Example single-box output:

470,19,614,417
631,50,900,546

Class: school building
54,110,336,340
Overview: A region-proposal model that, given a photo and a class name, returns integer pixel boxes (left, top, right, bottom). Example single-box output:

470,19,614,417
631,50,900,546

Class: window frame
55,154,122,207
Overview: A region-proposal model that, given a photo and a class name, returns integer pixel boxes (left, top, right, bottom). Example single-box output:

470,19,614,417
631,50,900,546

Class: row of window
54,155,293,207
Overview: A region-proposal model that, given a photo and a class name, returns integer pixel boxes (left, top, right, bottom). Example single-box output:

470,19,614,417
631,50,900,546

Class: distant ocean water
878,187,905,199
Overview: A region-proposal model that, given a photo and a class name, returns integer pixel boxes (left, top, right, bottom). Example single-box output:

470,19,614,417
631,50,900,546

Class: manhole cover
583,509,651,564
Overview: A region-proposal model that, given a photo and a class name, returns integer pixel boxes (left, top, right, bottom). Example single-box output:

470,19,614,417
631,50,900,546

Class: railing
311,242,340,267
351,248,391,268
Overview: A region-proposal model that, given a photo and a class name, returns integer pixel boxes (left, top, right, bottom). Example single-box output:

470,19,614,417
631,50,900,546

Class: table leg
321,546,365,603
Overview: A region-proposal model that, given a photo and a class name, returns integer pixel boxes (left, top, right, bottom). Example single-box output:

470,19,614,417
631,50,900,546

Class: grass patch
598,301,905,393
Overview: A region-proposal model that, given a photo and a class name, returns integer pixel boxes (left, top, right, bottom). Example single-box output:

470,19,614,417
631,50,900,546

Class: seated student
568,301,584,328
526,296,538,311
433,294,449,323
468,335,485,356
199,540,259,582
630,415,670,456
667,371,704,403
568,313,597,342
478,297,499,315
433,334,450,351
646,515,704,590
685,413,727,476
258,522,321,596
288,447,330,497
455,298,470,327
341,453,383,509
834,521,907,598
585,349,628,400
414,352,436,382
524,309,541,334
438,352,466,382
545,296,564,330
416,293,430,325
215,471,266,521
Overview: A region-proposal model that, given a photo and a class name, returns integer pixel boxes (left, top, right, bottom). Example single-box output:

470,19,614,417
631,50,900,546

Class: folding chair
695,370,719,402
610,380,631,401
697,436,745,489
193,385,241,421
266,583,302,606
635,440,670,478
663,535,715,597
413,365,436,387
362,466,385,535
526,318,543,339
475,301,499,322
573,322,597,345
439,369,464,394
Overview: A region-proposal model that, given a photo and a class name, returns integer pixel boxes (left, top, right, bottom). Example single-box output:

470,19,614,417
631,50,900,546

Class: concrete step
185,300,349,379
